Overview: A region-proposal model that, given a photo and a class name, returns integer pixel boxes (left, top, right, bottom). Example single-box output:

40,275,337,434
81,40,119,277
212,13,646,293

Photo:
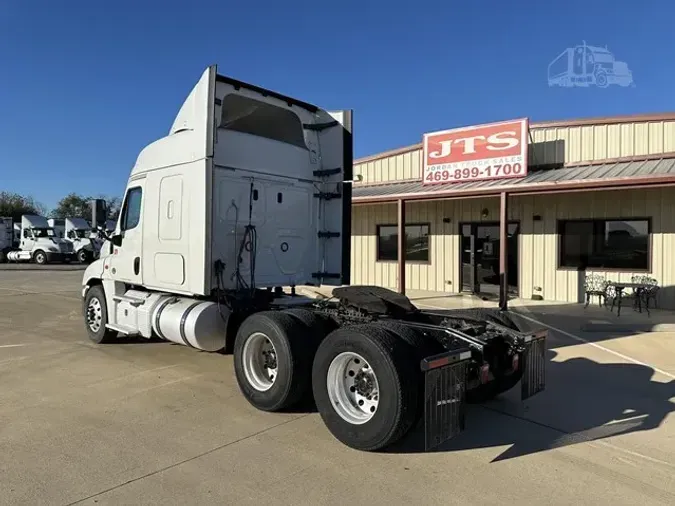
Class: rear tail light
512,354,519,371
480,364,490,384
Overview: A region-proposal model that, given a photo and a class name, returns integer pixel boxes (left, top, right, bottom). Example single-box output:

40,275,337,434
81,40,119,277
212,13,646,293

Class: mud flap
420,349,472,451
521,330,547,400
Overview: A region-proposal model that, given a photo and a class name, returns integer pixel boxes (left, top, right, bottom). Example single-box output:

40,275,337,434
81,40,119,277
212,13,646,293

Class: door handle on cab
134,257,140,275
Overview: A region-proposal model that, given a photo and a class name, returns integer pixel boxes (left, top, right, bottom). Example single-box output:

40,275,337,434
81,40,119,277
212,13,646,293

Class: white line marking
0,344,30,349
592,440,675,468
604,414,648,426
515,312,675,381
415,302,675,381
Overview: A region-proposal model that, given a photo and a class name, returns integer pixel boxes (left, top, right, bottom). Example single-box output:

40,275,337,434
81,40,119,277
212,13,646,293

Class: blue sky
1,0,673,211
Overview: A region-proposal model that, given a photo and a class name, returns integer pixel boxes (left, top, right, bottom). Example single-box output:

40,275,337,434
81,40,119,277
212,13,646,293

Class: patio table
607,281,651,317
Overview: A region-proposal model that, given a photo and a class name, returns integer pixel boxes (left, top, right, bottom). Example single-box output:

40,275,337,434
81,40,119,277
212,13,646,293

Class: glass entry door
461,222,519,296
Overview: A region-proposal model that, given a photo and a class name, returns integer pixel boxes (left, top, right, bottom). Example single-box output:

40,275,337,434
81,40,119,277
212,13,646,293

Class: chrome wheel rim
86,297,102,333
327,352,380,425
242,332,278,392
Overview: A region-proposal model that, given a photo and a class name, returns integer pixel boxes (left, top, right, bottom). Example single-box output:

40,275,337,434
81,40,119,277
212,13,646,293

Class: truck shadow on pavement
386,348,674,461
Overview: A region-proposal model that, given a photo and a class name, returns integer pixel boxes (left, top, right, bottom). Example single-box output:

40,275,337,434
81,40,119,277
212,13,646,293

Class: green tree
0,192,47,222
50,193,91,220
51,193,122,221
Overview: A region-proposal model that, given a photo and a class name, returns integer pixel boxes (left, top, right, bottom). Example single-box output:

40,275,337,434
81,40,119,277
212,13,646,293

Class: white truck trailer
6,215,75,264
0,217,12,261
81,66,547,451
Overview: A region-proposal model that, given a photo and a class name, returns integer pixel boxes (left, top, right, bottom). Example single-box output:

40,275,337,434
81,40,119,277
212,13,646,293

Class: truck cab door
21,229,35,252
311,110,353,286
109,179,145,284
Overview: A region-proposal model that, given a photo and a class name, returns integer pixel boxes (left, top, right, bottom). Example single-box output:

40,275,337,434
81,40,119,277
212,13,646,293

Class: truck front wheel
77,249,89,263
34,250,47,265
312,324,419,451
234,311,314,412
83,285,118,344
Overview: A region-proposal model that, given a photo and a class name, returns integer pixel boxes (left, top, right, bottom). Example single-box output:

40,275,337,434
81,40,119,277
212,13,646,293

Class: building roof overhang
353,156,675,204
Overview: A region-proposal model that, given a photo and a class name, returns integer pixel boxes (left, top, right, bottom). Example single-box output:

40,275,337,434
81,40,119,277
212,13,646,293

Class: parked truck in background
0,217,12,262
81,65,547,452
48,218,66,238
63,217,101,263
6,215,75,264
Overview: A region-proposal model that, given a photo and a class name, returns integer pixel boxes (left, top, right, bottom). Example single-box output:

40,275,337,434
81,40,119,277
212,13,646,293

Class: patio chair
631,275,660,309
584,273,609,308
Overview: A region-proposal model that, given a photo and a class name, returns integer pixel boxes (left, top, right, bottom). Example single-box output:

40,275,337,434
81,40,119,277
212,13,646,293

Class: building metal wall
355,118,675,184
351,187,675,309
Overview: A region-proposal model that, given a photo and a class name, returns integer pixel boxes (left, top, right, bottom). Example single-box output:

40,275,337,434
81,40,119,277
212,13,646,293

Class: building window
376,223,430,262
558,219,650,270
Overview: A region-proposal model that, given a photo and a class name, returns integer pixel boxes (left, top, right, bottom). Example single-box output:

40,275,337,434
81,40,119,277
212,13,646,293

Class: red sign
422,118,529,185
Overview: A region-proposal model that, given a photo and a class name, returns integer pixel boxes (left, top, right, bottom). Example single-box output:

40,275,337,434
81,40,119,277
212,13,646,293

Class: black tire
233,311,315,412
34,250,47,265
447,308,520,331
375,321,445,425
83,285,118,344
282,308,339,403
312,324,419,451
283,308,338,344
77,249,89,264
377,321,444,359
466,368,523,403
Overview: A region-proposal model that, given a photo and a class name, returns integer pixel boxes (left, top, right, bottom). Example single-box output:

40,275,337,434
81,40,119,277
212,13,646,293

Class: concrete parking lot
1,271,674,505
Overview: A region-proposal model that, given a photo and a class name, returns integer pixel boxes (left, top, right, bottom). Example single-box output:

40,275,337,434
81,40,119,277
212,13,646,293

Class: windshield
33,228,56,238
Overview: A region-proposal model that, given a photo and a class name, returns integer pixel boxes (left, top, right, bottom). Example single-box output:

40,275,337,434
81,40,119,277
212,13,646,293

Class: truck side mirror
91,199,108,228
111,234,123,247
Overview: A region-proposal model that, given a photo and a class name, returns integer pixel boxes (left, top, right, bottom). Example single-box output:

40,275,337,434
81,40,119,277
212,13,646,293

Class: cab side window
121,187,143,232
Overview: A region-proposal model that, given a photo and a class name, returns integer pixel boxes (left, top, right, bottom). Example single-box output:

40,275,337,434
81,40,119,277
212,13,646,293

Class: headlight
48,247,58,252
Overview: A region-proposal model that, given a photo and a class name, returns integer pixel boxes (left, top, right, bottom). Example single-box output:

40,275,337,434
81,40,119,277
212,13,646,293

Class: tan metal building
349,113,675,309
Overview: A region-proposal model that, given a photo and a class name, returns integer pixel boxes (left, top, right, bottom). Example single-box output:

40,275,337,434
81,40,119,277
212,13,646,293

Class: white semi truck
81,66,547,452
47,218,66,238
63,217,101,263
6,215,75,264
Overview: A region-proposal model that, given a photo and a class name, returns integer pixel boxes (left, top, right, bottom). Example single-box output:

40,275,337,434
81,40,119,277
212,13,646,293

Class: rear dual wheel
233,310,335,412
312,324,422,451
234,312,428,451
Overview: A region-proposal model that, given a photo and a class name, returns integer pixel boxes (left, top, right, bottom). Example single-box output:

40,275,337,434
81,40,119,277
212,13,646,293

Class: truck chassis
83,283,546,452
